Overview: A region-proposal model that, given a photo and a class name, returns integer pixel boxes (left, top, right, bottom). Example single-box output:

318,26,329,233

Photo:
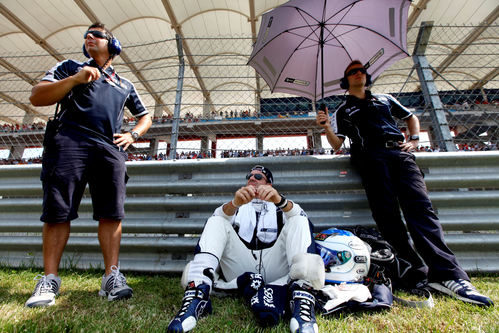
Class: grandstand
0,1,497,160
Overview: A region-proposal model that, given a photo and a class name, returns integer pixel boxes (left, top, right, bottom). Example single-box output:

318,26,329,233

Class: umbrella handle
319,103,326,124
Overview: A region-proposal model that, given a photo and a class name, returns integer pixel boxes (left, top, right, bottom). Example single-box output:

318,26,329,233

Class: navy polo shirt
331,91,413,148
42,59,147,146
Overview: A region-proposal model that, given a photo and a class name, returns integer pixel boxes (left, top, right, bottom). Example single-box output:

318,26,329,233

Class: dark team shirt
331,90,413,148
42,59,147,146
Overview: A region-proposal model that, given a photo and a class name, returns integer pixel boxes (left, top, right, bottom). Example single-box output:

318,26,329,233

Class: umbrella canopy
248,0,411,102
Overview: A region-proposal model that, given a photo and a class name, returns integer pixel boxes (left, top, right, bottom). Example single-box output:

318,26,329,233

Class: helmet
315,228,370,284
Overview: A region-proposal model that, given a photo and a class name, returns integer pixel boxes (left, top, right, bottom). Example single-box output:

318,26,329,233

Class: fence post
412,21,456,152
169,34,185,160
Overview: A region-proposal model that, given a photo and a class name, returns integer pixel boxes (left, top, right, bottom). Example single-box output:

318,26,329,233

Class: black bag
326,226,434,309
341,225,412,290
43,103,63,147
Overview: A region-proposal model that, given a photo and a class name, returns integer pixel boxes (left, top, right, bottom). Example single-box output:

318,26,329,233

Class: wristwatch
276,195,288,209
409,135,420,141
130,131,140,141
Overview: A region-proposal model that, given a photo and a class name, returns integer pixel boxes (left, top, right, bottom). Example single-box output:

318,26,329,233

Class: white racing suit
183,199,317,288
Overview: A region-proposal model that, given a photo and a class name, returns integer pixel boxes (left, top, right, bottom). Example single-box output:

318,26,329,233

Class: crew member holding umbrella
315,60,493,307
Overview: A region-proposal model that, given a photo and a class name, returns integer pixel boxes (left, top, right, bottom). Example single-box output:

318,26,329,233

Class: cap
250,165,273,184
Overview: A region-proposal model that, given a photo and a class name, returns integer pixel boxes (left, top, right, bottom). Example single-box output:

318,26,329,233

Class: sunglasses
84,30,108,40
345,67,367,77
246,173,266,181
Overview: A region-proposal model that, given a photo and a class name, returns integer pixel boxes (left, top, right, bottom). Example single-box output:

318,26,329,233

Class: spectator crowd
1,112,497,164
0,142,496,165
1,122,46,133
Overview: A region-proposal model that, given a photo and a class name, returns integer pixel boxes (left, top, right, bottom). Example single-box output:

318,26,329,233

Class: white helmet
315,228,370,284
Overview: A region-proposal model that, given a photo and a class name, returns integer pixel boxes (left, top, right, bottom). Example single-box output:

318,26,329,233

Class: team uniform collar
86,59,115,75
346,90,374,104
85,59,121,87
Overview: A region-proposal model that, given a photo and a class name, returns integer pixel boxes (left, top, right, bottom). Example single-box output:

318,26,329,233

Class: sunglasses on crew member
345,67,367,77
84,30,108,40
246,173,266,181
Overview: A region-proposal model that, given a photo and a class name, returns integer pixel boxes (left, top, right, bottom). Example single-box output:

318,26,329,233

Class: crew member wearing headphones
25,22,152,308
315,60,493,307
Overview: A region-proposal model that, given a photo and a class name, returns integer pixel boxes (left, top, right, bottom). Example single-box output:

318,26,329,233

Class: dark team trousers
351,148,469,283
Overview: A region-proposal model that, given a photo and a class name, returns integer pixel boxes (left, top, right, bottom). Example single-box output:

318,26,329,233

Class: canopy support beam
412,21,455,152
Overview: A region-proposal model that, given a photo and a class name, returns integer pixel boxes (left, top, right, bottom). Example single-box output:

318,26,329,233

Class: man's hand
74,66,101,84
315,109,344,152
30,66,102,107
316,110,331,129
113,132,135,150
232,185,257,207
115,115,151,151
225,184,287,215
399,140,418,152
255,184,281,204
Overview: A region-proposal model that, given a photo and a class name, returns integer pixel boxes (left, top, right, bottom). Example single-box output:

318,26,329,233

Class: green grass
1,267,498,332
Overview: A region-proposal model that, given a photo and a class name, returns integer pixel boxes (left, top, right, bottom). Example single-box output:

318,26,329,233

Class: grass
1,267,498,333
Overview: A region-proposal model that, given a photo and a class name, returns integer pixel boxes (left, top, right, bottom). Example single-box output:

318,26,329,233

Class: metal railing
0,151,498,273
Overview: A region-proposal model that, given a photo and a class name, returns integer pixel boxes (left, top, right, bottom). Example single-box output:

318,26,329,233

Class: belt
352,140,401,152
383,140,400,149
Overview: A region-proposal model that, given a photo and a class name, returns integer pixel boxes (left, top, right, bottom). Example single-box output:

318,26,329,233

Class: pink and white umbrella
248,0,411,102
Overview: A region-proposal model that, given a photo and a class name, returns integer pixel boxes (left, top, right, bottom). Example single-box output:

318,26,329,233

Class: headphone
340,71,372,90
83,33,122,58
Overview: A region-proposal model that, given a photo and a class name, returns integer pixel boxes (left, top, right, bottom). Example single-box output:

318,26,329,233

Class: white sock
187,252,219,290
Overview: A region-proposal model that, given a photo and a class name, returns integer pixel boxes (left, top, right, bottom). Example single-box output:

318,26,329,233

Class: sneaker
98,265,133,301
167,282,212,333
289,284,318,333
25,274,61,308
428,279,494,307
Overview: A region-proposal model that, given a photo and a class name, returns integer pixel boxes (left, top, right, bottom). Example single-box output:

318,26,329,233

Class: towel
235,199,278,245
320,283,371,312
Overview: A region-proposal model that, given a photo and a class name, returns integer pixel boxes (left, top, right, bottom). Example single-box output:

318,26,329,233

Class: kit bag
342,225,434,308
341,225,412,290
43,103,63,147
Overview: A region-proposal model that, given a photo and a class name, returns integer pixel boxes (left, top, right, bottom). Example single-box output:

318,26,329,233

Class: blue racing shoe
289,283,318,333
167,282,212,332
429,279,493,307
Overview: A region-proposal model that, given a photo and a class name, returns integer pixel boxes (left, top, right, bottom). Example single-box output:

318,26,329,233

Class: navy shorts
40,129,128,223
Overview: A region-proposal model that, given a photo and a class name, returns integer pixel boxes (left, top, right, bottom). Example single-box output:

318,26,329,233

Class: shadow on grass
13,286,172,332
0,287,14,305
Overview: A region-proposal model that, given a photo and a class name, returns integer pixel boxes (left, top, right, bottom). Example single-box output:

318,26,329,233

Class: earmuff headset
340,70,372,90
82,31,122,58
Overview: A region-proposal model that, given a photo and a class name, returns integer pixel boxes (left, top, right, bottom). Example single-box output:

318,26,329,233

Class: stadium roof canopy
0,0,497,124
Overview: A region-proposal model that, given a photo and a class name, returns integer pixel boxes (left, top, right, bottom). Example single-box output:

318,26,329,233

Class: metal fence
0,152,498,273
0,24,497,163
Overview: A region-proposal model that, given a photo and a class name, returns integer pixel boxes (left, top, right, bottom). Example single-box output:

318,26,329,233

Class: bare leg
43,221,71,275
98,219,122,275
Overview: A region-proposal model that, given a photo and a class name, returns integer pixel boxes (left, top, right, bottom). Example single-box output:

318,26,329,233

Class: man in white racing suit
167,165,324,333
